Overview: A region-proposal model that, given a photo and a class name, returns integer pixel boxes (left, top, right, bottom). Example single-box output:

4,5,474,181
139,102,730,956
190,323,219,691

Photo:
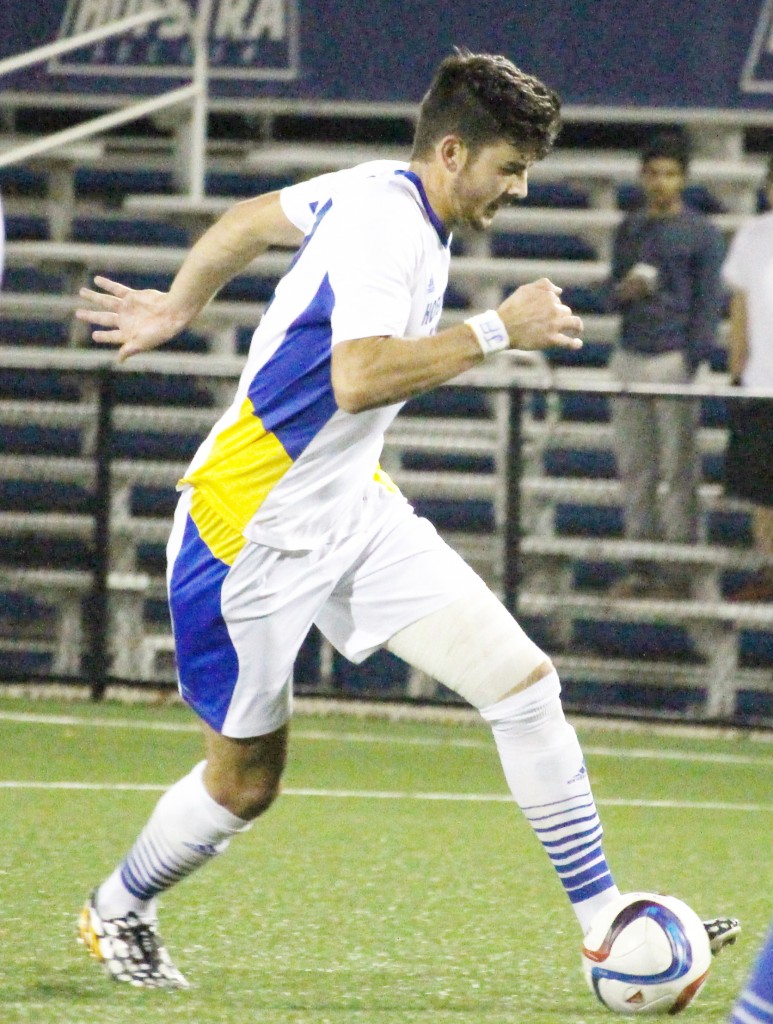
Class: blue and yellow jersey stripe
180,273,338,555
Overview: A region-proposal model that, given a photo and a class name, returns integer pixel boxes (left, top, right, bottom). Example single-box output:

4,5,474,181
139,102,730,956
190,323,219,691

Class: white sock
480,671,620,933
96,761,250,920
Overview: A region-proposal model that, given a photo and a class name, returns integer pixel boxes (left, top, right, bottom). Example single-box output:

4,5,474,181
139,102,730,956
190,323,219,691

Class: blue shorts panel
169,512,240,733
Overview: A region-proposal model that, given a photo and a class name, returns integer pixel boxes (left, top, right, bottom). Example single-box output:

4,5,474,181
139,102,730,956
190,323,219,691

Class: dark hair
641,131,691,173
411,48,561,161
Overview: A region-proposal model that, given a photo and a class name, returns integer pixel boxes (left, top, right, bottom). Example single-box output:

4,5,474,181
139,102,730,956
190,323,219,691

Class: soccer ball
581,892,712,1015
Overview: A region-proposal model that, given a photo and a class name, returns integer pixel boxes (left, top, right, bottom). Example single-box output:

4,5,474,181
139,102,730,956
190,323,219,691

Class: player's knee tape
479,670,564,742
385,587,550,709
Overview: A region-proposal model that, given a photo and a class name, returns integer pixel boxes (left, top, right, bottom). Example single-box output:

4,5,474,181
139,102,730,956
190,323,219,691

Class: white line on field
0,710,199,732
0,779,771,812
1,709,773,768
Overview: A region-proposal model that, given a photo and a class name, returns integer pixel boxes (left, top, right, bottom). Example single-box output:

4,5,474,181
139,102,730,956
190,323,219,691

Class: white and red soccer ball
581,892,712,1015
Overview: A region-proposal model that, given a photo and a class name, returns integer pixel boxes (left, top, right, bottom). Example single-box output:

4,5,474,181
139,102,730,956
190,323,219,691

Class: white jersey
721,212,773,388
180,161,452,550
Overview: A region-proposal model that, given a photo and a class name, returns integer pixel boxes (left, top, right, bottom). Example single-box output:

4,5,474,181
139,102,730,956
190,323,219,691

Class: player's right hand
497,278,583,352
76,276,191,363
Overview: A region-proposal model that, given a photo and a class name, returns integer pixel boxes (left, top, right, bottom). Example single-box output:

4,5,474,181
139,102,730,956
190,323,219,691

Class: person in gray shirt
606,131,725,598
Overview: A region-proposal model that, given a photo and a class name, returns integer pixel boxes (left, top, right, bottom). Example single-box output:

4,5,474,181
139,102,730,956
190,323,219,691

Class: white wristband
464,310,510,356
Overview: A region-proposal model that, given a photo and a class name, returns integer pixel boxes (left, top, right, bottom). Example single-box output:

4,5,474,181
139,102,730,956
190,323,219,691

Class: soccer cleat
78,891,189,989
703,916,741,955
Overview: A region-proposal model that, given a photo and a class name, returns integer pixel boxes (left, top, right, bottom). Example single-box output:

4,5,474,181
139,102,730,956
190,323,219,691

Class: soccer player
75,49,738,989
728,923,773,1024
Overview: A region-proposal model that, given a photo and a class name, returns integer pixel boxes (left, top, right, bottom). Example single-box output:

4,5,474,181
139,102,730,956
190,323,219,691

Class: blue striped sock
521,790,617,911
97,761,250,918
729,926,773,1024
481,672,618,932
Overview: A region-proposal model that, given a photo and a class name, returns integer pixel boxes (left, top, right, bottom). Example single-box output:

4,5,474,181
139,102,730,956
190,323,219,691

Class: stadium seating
0,119,771,723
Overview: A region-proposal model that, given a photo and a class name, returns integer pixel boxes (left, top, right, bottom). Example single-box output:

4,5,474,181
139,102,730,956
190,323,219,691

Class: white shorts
166,482,487,738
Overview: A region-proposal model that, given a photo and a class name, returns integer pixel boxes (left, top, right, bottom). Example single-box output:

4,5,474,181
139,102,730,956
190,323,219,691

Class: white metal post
0,5,206,188
185,0,213,201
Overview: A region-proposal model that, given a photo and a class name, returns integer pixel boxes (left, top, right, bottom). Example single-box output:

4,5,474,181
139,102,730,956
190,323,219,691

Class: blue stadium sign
50,0,299,81
1,0,772,109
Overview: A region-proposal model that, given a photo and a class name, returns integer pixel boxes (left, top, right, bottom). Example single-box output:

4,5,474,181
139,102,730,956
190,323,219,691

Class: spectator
607,130,725,599
721,155,773,603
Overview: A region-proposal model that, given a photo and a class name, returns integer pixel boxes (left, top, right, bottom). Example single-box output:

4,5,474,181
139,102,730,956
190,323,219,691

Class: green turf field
0,695,771,1023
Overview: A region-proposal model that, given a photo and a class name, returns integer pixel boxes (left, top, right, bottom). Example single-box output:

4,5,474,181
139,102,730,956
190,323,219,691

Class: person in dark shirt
607,131,725,598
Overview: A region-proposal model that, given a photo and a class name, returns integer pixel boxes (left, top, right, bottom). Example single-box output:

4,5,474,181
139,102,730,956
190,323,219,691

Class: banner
742,0,773,93
51,0,298,82
0,0,772,110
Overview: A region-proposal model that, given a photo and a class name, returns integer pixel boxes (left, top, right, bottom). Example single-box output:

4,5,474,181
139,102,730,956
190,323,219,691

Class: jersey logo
421,296,443,326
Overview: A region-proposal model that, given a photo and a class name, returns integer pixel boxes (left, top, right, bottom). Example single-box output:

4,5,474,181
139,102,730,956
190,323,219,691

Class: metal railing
0,347,771,724
0,3,212,200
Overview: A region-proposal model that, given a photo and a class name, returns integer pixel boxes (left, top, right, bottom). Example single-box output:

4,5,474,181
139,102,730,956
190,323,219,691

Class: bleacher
1,111,772,723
